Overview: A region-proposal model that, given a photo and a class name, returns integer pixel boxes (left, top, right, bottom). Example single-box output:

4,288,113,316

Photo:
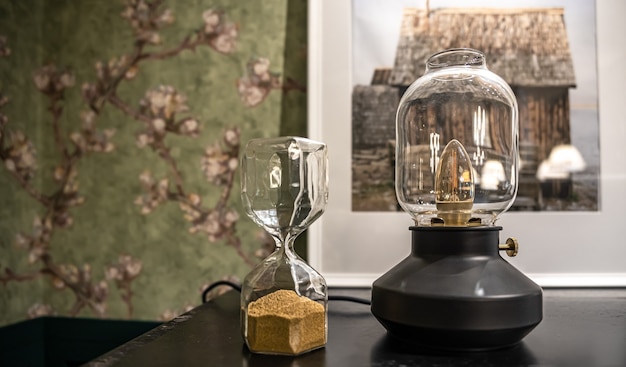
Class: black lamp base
371,226,543,351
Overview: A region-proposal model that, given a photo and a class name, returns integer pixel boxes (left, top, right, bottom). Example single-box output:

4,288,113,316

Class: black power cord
202,280,242,303
201,280,371,305
328,294,371,305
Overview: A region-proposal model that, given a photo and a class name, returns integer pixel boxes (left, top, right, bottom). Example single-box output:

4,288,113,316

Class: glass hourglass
240,136,329,356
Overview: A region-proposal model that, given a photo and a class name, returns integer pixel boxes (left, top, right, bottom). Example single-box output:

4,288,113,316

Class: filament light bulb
435,139,475,226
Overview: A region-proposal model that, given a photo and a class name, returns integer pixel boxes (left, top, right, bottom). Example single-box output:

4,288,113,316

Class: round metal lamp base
371,226,543,352
375,320,537,352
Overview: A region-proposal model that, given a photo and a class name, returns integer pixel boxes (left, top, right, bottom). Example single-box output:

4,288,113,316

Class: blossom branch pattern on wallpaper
0,0,297,322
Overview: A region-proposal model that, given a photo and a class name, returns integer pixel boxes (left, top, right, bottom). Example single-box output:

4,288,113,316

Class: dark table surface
86,288,626,367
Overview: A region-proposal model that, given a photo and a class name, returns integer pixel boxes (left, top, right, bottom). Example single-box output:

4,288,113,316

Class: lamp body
371,227,542,351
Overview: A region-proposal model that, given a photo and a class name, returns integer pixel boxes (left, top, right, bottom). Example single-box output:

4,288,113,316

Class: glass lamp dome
395,48,519,226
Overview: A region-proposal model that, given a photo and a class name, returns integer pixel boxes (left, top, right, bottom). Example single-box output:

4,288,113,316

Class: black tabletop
86,288,626,367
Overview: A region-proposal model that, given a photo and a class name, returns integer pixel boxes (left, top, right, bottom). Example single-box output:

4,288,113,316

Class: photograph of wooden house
352,0,600,212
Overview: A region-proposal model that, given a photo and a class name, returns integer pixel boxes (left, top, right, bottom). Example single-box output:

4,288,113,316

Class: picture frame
307,0,626,287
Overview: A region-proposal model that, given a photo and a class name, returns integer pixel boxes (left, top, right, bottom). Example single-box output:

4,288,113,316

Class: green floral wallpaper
0,0,307,325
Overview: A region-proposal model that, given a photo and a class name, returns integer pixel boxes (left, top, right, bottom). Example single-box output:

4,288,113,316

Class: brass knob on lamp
499,237,519,257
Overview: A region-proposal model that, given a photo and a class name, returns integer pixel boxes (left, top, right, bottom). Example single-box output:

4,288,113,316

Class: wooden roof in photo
389,7,577,88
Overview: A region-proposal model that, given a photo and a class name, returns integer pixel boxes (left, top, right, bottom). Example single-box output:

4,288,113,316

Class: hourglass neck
274,232,299,253
426,48,486,73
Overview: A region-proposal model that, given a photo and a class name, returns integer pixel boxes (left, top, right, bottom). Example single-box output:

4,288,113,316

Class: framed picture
307,0,626,287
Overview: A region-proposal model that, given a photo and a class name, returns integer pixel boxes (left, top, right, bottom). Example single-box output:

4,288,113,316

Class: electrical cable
201,280,371,305
202,280,242,304
328,295,371,305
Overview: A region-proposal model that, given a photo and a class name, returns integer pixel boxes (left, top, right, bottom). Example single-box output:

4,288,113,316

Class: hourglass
240,136,329,356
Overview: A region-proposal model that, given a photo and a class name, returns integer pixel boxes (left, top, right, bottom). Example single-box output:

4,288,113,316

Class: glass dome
395,48,519,226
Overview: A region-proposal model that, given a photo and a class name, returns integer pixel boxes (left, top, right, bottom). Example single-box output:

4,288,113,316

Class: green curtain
0,0,307,326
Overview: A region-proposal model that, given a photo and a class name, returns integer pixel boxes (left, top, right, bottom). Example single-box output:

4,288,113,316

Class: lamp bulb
435,139,475,226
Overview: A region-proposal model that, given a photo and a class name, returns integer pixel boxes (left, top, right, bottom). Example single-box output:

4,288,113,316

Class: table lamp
371,48,543,351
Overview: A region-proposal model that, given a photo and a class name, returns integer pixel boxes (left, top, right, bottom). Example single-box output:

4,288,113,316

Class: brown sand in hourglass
246,289,326,355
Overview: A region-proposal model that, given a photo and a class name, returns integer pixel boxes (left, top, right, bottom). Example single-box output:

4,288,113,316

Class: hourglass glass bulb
435,139,475,226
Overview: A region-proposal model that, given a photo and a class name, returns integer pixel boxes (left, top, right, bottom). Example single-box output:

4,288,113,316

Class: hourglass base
371,226,543,351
